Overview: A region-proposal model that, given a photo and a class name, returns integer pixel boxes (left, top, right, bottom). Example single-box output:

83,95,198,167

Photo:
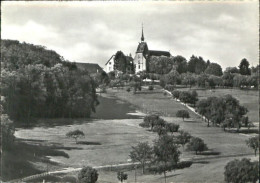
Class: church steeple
141,24,145,42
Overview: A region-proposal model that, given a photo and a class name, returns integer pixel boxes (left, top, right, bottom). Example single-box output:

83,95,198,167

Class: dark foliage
224,158,258,183
1,40,98,123
78,166,98,183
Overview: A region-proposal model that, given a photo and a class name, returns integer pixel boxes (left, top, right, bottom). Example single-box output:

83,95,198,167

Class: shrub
172,90,180,99
176,110,190,121
165,84,174,91
176,161,193,169
224,158,258,183
246,136,259,156
117,171,128,183
186,137,208,154
166,123,180,134
78,166,98,183
148,85,154,90
126,87,131,92
139,122,150,128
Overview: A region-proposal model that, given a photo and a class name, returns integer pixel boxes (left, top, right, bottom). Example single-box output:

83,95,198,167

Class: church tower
141,24,145,42
133,25,149,73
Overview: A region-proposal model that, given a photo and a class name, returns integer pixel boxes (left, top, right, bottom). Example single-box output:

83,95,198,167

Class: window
138,65,140,69
109,62,111,65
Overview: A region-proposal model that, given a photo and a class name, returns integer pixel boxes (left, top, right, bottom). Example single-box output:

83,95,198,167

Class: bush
166,123,180,134
172,90,180,99
176,110,190,121
148,85,154,90
165,84,174,91
139,122,150,128
176,161,193,169
78,166,98,183
186,137,208,154
126,87,131,92
224,158,258,183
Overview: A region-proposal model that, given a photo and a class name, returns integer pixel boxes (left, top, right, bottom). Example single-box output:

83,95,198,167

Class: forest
1,39,99,124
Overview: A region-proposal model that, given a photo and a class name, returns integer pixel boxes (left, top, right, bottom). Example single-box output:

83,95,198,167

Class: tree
117,171,128,183
239,58,251,75
78,166,98,183
173,55,187,74
187,55,207,74
166,123,180,134
225,67,239,74
246,136,259,156
176,110,190,121
66,130,85,144
186,137,208,154
172,90,180,100
224,95,248,131
204,63,223,76
129,142,153,174
143,114,160,131
176,130,191,150
152,135,181,183
224,158,258,183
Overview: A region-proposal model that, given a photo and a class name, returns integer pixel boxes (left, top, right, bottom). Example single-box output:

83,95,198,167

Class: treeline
171,89,249,131
1,40,98,123
140,55,258,89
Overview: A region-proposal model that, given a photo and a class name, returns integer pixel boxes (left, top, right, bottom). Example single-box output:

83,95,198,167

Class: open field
177,88,259,122
14,87,258,182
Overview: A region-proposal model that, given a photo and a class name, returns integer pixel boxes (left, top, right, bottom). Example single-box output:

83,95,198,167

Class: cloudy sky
2,1,258,69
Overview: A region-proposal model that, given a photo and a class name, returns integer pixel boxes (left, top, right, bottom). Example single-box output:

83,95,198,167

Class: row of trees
1,40,99,123
196,94,248,130
132,114,209,182
159,69,258,89
172,90,198,106
149,55,256,76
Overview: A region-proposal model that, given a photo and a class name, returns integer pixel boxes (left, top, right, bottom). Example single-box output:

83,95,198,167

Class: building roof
136,42,149,53
105,55,115,65
75,62,104,73
149,50,171,57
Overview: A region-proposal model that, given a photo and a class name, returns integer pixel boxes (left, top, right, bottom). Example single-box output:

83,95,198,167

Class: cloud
1,1,258,69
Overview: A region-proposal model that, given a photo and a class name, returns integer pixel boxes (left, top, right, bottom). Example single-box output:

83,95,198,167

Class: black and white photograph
1,1,259,182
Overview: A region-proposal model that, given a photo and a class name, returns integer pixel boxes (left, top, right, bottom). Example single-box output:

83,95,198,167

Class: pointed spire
141,23,144,42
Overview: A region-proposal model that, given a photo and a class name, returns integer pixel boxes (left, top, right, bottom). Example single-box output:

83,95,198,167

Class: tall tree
129,142,153,174
152,135,181,183
205,63,223,76
239,58,251,75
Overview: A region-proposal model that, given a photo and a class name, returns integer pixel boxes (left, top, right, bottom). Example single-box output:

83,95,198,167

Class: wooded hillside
1,39,98,123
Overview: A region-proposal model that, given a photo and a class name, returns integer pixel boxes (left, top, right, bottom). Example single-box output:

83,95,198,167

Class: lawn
16,86,258,183
177,88,259,122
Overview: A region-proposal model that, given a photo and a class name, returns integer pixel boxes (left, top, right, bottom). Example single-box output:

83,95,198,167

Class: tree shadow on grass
77,141,101,145
165,173,182,179
1,139,70,182
199,151,221,156
193,161,210,164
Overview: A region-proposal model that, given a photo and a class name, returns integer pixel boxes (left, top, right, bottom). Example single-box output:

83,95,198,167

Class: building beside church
133,26,171,73
105,51,134,74
105,26,172,74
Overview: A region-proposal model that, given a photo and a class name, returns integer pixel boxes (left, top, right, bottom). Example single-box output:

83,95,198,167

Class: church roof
136,42,149,53
149,50,171,57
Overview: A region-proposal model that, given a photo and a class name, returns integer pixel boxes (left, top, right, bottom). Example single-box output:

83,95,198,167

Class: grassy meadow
15,86,258,183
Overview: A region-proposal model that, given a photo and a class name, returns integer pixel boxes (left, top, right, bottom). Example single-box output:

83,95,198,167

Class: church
105,26,172,74
133,26,171,73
